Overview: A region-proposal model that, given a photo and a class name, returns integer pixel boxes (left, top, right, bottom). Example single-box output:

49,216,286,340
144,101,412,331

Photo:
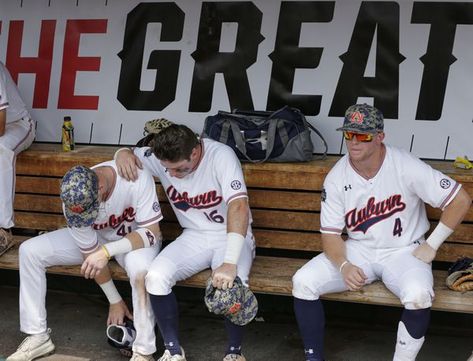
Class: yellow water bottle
62,116,75,151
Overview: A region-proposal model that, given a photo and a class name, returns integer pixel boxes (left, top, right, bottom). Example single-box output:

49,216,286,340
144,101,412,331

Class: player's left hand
81,248,109,279
412,242,436,264
107,300,133,326
212,263,237,290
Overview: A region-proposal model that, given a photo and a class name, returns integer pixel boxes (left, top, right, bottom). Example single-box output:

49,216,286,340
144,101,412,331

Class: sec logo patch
440,179,451,189
152,201,161,212
231,180,242,190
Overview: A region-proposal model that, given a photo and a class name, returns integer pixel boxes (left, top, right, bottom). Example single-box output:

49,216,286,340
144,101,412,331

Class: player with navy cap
292,104,471,361
7,161,163,361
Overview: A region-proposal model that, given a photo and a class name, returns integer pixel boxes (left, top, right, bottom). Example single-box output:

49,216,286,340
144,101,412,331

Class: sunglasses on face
343,131,374,142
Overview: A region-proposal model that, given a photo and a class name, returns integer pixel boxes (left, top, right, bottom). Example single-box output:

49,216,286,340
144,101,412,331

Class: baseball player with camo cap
7,161,163,361
292,103,471,361
115,124,255,361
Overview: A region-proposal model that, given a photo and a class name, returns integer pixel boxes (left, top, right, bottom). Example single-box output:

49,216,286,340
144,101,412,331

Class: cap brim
336,125,379,134
64,199,99,227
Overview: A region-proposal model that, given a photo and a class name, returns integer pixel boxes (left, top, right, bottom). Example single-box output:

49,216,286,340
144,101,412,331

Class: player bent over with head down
292,104,472,361
115,124,255,361
7,160,163,361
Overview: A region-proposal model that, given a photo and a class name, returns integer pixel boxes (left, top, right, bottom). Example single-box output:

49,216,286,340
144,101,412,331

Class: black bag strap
306,121,328,159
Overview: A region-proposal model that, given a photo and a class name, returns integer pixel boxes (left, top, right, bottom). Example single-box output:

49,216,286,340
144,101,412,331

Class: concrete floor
0,271,472,361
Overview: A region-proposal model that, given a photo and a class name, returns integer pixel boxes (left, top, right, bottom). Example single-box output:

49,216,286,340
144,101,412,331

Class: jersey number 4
393,218,403,237
117,224,132,237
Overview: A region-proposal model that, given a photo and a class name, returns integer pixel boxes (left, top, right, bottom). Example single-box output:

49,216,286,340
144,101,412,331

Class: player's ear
376,132,385,142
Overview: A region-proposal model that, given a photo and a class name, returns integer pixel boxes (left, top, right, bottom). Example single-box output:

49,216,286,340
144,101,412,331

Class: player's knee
145,262,176,295
19,240,39,264
292,269,320,300
402,287,433,310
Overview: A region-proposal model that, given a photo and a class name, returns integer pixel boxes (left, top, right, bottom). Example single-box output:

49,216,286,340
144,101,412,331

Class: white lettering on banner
0,0,472,159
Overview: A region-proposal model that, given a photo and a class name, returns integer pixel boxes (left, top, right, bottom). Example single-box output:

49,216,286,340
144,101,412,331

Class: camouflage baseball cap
60,165,99,227
336,103,384,134
204,276,258,326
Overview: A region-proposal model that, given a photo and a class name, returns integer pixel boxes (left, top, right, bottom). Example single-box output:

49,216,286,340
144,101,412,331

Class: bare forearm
440,187,472,229
227,198,249,236
322,233,347,269
94,264,113,285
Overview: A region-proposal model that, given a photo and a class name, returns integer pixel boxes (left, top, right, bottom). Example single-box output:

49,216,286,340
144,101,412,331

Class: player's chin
348,149,364,160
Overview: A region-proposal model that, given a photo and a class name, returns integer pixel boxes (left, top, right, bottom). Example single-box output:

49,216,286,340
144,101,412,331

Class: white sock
393,321,425,361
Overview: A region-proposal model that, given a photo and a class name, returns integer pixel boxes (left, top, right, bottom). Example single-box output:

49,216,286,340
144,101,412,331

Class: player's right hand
115,148,143,182
81,248,109,279
341,263,367,291
107,299,133,326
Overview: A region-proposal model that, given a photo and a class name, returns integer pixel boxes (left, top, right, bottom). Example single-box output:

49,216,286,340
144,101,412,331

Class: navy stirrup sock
224,317,244,356
401,308,431,339
149,292,182,355
294,298,325,361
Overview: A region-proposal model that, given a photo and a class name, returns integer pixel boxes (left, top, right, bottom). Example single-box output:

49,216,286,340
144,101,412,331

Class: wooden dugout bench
1,143,473,314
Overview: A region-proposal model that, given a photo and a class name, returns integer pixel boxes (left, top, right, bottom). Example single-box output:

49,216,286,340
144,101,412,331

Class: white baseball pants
146,229,255,295
0,116,35,228
18,228,160,355
292,240,434,310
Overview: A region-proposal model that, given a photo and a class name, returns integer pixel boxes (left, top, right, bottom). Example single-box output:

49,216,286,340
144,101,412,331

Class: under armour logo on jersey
344,184,352,191
440,178,451,189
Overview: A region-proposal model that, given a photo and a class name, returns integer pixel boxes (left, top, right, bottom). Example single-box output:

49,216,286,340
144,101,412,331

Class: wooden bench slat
1,244,472,314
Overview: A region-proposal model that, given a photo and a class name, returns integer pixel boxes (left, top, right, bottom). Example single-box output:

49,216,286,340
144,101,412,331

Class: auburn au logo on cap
350,111,364,124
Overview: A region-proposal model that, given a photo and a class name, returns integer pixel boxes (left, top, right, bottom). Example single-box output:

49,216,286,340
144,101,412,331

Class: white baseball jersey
320,145,461,249
0,61,29,123
68,160,163,253
134,138,251,235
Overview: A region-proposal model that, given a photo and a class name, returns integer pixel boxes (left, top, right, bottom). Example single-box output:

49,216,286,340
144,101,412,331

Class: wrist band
101,245,111,260
135,227,162,248
99,279,122,304
104,237,132,258
426,222,454,251
223,232,245,264
339,260,349,273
